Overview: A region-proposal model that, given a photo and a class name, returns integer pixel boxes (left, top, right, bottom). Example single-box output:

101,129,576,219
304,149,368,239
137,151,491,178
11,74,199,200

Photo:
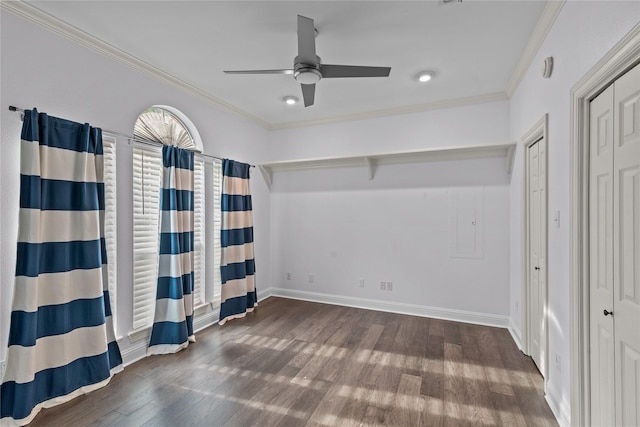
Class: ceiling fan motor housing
294,55,322,84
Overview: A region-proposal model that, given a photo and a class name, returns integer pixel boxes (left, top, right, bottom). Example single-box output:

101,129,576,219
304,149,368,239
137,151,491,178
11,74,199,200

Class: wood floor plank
302,324,352,383
444,320,462,345
443,342,471,427
304,323,384,427
429,318,446,337
27,297,557,427
459,324,500,425
287,341,321,369
334,380,375,427
362,318,400,387
476,326,516,397
490,392,528,427
386,373,426,427
221,362,315,427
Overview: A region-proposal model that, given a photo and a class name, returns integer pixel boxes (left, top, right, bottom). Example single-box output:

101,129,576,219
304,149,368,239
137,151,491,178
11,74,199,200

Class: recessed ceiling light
283,96,299,105
417,71,434,83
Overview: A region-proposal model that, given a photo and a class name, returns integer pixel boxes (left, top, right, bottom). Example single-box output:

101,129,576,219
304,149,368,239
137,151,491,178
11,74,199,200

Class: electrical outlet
515,301,519,314
308,274,314,283
387,281,393,291
286,272,291,280
380,281,386,290
555,353,561,372
359,278,365,288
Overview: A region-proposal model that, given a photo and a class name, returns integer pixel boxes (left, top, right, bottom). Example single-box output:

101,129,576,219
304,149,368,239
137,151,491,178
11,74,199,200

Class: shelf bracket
259,165,272,190
364,156,376,180
506,145,516,173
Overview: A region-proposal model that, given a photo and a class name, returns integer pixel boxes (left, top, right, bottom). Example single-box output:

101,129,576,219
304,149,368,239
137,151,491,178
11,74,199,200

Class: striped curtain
219,159,257,325
148,146,195,355
0,109,122,425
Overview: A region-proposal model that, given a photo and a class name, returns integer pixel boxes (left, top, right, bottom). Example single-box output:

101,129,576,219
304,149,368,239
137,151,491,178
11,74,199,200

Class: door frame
570,23,640,427
521,114,549,380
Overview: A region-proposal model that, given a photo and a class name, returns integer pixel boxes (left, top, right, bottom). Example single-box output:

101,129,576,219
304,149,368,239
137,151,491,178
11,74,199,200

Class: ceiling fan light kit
223,15,391,107
294,63,322,84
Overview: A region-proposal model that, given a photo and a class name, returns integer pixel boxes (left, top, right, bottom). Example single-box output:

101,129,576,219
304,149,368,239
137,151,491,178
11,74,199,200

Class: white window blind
193,158,206,307
102,135,118,326
132,146,162,330
132,145,223,329
212,159,223,299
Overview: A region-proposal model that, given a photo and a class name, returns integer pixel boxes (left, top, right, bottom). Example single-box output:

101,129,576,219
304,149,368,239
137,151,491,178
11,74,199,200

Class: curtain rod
8,106,255,167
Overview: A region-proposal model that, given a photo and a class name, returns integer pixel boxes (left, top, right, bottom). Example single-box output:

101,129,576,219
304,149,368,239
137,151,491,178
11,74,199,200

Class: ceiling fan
224,15,392,107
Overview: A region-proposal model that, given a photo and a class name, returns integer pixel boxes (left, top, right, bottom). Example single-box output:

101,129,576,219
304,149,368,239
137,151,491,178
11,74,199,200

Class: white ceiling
23,1,550,128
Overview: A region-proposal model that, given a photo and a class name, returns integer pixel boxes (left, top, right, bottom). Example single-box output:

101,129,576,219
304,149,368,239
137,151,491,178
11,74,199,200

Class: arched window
134,105,203,152
132,106,212,331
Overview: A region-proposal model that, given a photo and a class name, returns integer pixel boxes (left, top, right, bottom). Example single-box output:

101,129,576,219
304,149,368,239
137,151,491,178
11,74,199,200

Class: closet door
528,138,546,374
612,61,640,427
590,61,640,427
589,83,616,427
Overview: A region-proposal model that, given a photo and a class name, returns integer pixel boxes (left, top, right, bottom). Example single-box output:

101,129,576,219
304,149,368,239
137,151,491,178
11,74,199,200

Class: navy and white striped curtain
0,109,122,425
148,146,195,354
219,160,257,325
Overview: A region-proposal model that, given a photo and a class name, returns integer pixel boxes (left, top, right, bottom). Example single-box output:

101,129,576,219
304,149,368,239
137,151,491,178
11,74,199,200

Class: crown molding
505,0,566,97
0,1,271,129
268,92,508,130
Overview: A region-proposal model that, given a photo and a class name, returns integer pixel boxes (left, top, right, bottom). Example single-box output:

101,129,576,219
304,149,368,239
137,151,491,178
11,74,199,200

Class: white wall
268,101,512,320
268,100,511,160
508,1,640,423
0,11,271,363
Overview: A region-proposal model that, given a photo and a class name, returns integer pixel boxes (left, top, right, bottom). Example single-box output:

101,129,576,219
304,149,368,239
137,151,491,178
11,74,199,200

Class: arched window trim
134,105,203,153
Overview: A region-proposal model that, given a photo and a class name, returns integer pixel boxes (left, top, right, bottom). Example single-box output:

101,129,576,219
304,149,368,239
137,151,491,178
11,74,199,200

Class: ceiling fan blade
224,69,294,75
301,83,315,107
297,15,317,64
321,65,391,78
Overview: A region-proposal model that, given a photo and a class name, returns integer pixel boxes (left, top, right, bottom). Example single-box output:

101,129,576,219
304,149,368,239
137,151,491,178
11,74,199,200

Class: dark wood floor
29,297,557,426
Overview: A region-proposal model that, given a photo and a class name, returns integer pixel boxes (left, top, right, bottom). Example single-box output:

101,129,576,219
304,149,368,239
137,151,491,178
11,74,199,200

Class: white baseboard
258,287,273,301
119,334,149,367
193,303,219,334
119,302,223,367
265,287,509,328
545,379,571,427
508,316,523,351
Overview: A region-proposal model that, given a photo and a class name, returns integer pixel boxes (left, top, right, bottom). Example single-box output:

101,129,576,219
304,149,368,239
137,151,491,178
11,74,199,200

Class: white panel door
613,61,640,427
590,83,616,427
589,61,640,427
529,140,542,372
527,133,547,375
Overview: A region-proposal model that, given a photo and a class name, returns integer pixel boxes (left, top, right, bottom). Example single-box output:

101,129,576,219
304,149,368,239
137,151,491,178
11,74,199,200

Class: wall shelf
259,141,516,188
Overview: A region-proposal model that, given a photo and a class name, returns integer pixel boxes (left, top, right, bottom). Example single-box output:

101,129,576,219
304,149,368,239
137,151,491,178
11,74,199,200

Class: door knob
603,309,613,316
